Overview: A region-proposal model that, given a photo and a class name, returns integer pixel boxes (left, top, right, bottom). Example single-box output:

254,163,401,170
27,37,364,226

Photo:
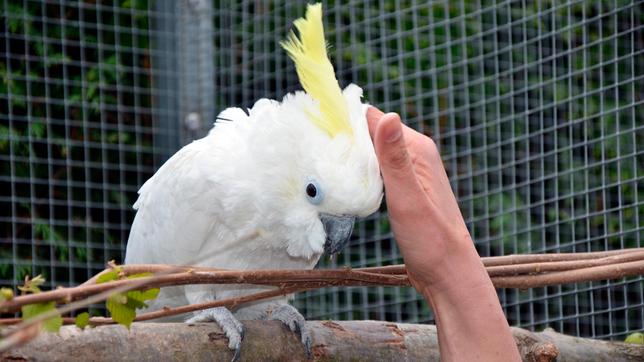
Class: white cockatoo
125,3,383,359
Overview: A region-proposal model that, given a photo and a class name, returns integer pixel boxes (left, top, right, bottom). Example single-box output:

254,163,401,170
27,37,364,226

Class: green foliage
2,0,641,334
625,332,644,345
96,267,159,328
21,301,63,333
16,275,62,333
127,272,154,280
74,312,90,330
1,0,156,288
291,1,643,327
0,287,14,302
322,0,643,254
17,275,46,294
106,294,137,328
96,268,123,284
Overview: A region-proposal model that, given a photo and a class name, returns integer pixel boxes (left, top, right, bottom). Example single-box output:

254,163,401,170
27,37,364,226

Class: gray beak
320,213,356,255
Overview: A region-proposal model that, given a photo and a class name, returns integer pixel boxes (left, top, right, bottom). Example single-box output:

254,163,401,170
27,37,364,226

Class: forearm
419,243,520,361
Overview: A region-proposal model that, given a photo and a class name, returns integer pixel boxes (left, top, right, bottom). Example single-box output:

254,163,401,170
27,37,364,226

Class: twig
0,269,409,314
0,321,41,352
491,259,644,288
0,318,74,326
0,285,317,327
486,250,644,276
97,284,314,324
1,248,643,349
0,231,261,352
3,249,644,314
482,248,643,266
3,256,643,327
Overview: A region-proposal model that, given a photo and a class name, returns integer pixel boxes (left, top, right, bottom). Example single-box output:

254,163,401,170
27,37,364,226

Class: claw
231,344,241,362
303,334,312,359
186,307,244,361
268,304,312,358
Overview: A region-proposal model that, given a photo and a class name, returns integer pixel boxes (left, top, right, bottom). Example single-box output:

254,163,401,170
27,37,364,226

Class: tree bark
2,321,642,361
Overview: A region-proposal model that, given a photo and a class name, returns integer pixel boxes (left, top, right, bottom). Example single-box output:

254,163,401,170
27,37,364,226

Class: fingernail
386,121,402,143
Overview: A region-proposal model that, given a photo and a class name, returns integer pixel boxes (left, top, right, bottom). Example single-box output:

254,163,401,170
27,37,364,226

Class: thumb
373,113,421,202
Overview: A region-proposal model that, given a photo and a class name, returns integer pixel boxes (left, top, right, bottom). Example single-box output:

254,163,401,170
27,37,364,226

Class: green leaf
124,272,159,307
126,272,153,280
98,268,159,329
625,332,644,344
0,287,14,302
0,125,10,152
75,312,90,330
29,122,45,138
136,287,159,301
96,267,122,284
127,288,160,305
22,301,62,333
110,293,127,305
106,294,136,329
125,296,148,310
18,274,46,294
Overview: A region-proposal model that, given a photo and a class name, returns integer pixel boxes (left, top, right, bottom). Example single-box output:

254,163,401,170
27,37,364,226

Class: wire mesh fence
1,0,642,340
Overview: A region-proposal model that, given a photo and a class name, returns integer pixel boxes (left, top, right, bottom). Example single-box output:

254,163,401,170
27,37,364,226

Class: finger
366,106,384,140
373,113,423,204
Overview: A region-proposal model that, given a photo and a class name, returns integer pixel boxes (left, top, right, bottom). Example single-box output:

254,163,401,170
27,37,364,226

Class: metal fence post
153,0,213,163
178,0,214,144
152,0,178,163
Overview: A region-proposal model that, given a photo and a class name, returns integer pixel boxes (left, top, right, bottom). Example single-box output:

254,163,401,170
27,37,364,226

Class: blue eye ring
305,179,324,205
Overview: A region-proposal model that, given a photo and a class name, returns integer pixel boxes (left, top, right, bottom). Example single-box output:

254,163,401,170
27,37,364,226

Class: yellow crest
280,3,352,138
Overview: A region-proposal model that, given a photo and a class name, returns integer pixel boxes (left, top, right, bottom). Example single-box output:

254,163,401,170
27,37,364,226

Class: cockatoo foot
186,307,244,361
267,304,312,358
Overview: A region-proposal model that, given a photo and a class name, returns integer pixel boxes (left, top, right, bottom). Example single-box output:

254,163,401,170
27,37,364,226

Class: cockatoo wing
125,108,250,265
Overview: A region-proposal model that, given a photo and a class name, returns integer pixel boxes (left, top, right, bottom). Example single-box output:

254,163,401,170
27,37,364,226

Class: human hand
366,107,474,293
366,106,520,361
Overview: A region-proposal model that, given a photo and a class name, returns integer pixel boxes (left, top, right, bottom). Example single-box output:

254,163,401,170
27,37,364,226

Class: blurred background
0,0,642,340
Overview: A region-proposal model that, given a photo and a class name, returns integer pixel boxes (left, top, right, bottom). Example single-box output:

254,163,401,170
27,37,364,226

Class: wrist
411,239,518,360
413,236,491,301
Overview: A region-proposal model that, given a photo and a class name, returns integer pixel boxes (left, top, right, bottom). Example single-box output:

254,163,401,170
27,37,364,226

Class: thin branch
0,269,409,314
2,259,643,327
0,286,314,327
1,248,643,350
486,250,644,276
0,232,261,344
482,248,643,266
100,285,314,324
491,259,644,288
0,317,73,326
3,249,644,315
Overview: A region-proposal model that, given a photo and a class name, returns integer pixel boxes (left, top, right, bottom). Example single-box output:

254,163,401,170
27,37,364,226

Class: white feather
125,85,383,319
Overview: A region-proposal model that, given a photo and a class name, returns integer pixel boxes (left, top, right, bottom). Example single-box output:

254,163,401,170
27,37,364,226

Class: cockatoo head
267,85,383,260
273,3,383,259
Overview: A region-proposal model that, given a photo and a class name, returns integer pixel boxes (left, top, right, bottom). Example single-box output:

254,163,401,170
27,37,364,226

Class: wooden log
1,321,642,361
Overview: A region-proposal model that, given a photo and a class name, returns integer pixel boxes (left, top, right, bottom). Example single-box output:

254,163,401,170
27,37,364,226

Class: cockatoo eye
305,180,324,205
